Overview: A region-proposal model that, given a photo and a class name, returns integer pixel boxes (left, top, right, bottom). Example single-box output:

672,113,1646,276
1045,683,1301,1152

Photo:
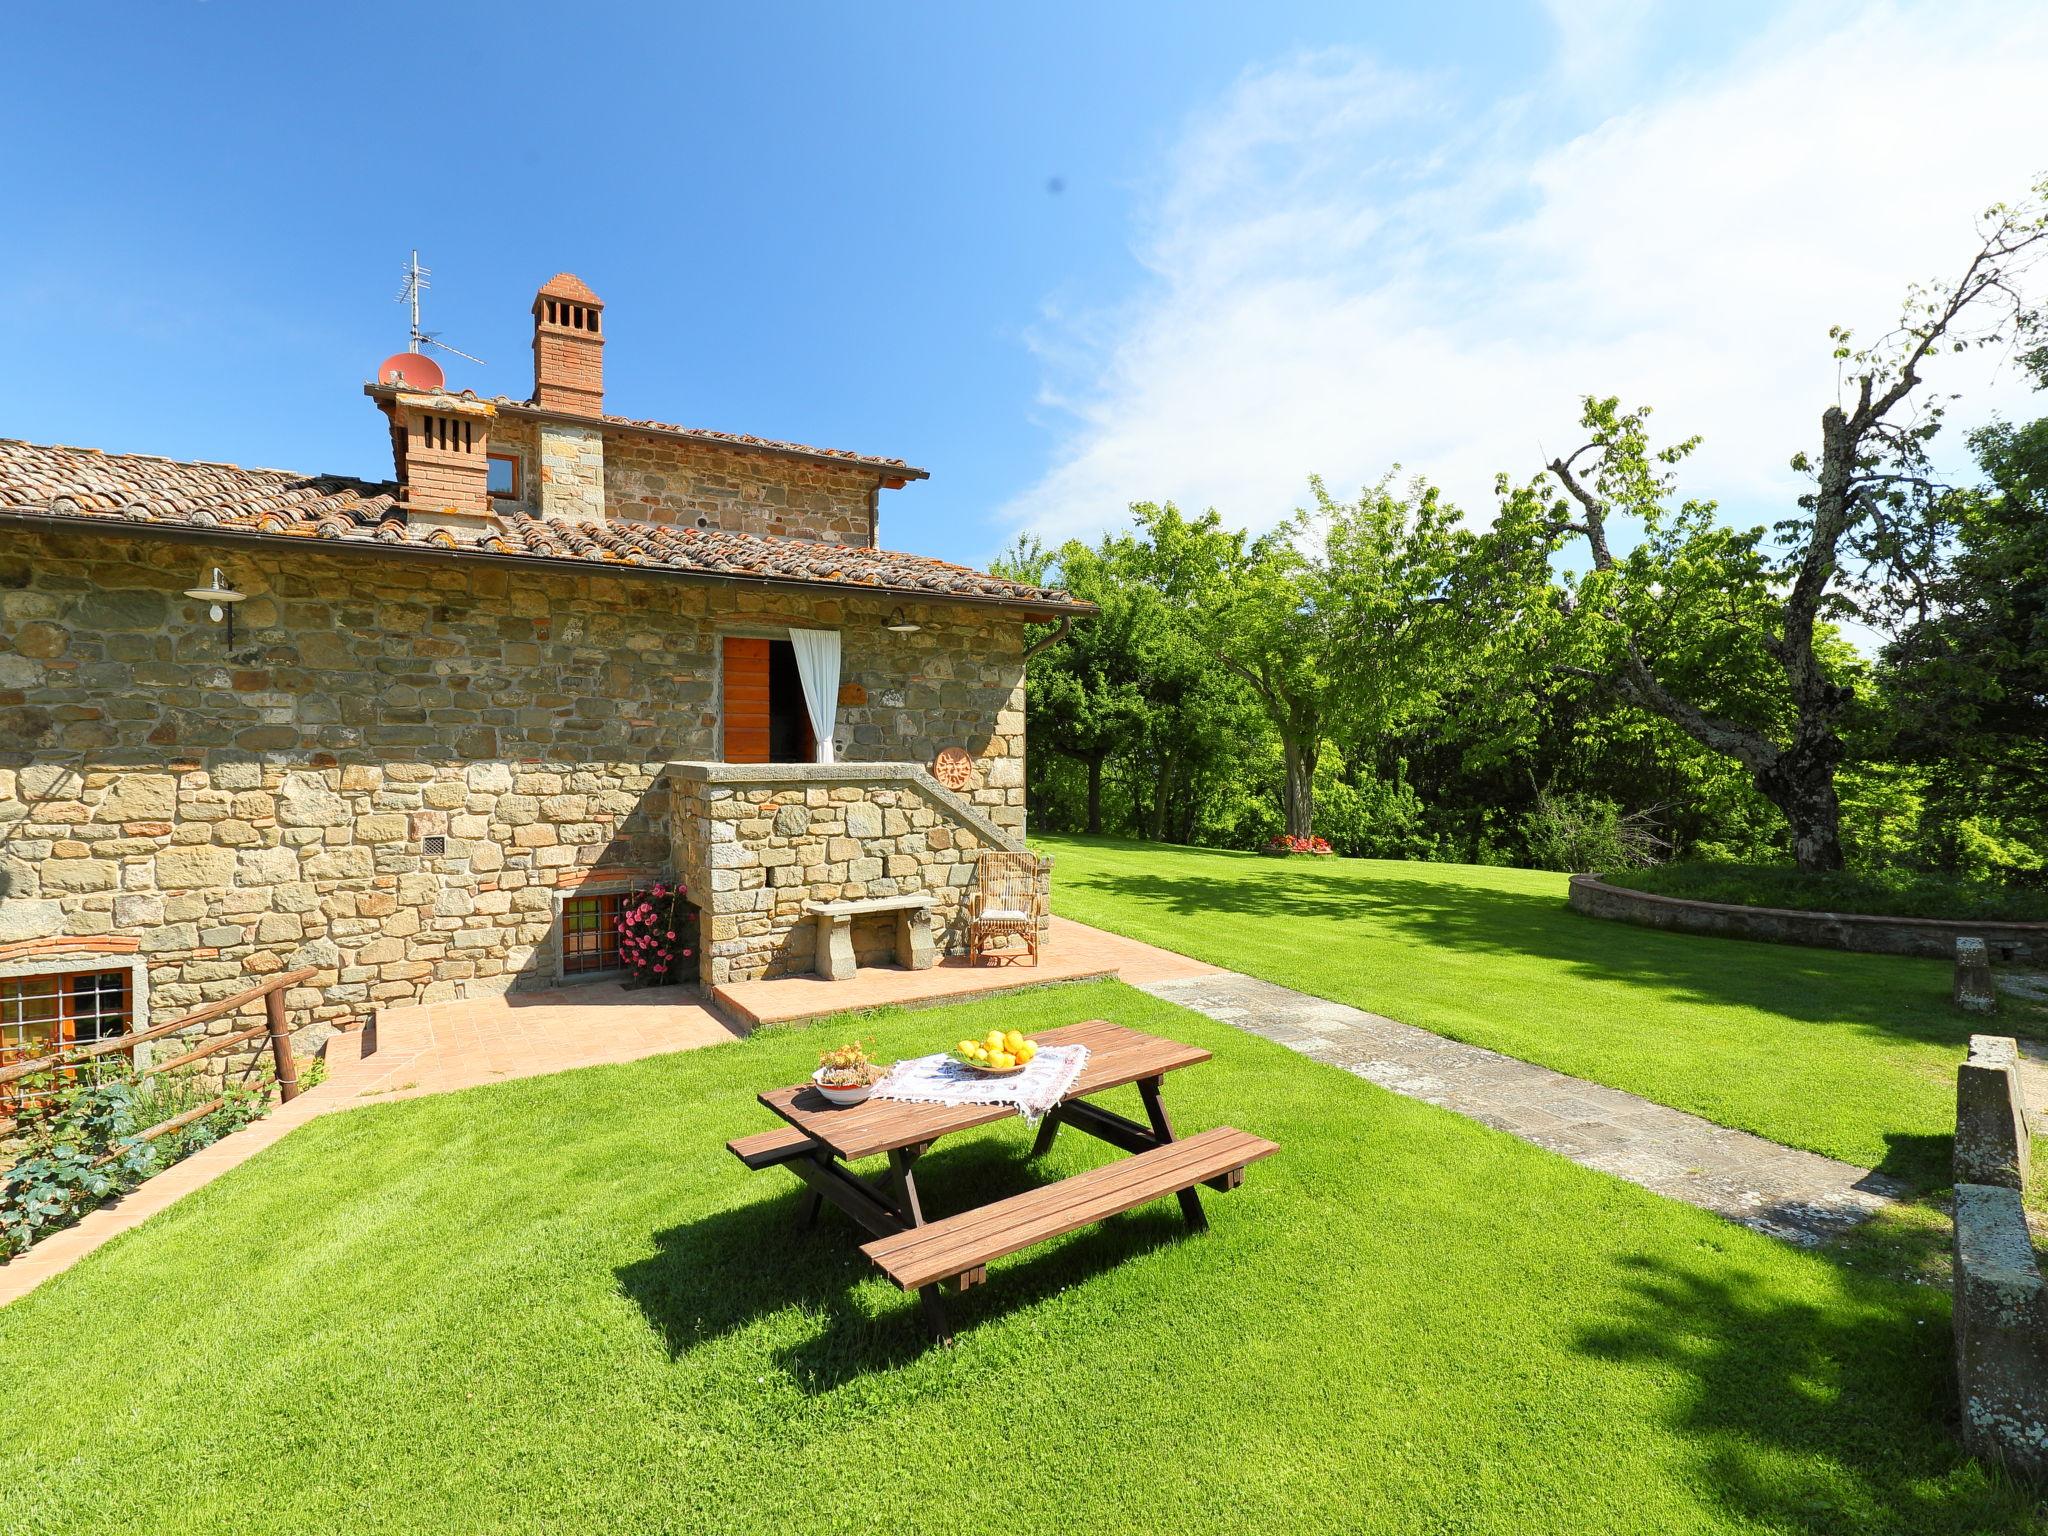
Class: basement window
0,969,133,1109
561,893,624,976
487,454,522,500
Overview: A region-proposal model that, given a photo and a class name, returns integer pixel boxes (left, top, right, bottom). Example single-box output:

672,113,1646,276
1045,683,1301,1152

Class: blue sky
4,1,2044,571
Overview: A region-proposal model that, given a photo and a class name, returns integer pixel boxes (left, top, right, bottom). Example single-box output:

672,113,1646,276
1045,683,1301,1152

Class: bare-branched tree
1502,182,2048,871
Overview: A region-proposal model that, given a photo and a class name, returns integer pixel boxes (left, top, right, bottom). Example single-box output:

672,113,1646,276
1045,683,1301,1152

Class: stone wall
603,431,880,545
1952,1034,2046,1476
1567,875,2046,963
667,763,1048,985
0,526,1031,1050
482,416,887,546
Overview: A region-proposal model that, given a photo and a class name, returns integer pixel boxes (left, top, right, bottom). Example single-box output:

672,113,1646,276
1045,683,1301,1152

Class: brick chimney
532,273,604,416
378,389,498,532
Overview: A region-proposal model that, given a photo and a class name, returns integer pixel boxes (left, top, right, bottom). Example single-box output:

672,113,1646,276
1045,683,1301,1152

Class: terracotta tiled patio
710,915,1213,1026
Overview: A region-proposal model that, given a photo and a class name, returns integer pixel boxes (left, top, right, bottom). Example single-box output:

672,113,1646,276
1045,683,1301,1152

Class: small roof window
487,454,521,500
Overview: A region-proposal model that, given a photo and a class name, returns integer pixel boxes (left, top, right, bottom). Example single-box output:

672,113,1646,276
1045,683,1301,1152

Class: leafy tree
1191,475,1470,839
1493,185,2048,870
1873,414,2048,860
1000,517,1266,840
997,537,1148,834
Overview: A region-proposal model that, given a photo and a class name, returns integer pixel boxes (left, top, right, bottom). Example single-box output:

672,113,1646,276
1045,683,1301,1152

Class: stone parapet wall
1951,1034,2046,1476
668,762,1048,986
1954,1183,2048,1474
0,527,1031,1046
1567,875,2046,962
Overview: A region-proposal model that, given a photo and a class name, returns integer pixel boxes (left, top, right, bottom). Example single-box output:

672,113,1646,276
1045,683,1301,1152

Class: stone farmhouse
0,274,1087,1066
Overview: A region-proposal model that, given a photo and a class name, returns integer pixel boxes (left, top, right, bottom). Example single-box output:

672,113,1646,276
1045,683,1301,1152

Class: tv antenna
395,250,486,367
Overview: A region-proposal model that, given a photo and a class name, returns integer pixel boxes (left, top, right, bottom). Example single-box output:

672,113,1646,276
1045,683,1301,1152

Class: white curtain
787,628,841,764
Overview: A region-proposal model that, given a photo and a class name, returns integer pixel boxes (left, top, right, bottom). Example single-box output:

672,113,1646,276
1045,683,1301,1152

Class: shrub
1312,770,1449,860
1520,790,1666,874
3,1062,281,1257
1,1072,157,1257
1265,833,1334,856
617,882,698,984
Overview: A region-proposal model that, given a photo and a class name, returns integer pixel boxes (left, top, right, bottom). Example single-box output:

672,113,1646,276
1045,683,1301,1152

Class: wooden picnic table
729,1018,1278,1344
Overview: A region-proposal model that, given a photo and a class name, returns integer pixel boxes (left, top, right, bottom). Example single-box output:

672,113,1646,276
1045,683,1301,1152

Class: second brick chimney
532,273,604,416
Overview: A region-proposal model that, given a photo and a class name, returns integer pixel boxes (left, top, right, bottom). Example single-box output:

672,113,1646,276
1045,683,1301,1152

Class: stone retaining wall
667,762,1048,986
1567,875,2045,962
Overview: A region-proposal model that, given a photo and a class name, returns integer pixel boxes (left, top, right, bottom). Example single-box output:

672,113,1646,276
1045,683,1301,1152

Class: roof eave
0,505,1093,619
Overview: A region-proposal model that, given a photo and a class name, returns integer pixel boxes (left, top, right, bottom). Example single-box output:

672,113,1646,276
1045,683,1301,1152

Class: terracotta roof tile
365,384,929,478
0,438,1084,612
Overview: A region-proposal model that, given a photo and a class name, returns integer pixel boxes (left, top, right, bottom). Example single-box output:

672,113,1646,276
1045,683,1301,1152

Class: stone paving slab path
1137,969,1910,1246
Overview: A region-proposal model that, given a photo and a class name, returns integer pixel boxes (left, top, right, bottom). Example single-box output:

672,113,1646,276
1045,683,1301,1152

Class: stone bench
804,894,934,981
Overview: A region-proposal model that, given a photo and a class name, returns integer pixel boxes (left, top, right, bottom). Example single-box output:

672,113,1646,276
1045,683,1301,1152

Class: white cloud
999,1,2048,550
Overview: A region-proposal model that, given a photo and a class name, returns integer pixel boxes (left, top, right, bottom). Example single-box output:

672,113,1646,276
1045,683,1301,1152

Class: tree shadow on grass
1076,863,1971,1054
615,1134,1187,1391
1575,1251,2034,1534
1873,1132,1954,1193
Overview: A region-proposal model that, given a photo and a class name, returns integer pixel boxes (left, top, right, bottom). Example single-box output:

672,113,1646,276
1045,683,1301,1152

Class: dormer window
487,453,522,500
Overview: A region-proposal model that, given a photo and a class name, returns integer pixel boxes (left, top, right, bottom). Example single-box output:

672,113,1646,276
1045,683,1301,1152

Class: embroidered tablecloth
871,1045,1089,1125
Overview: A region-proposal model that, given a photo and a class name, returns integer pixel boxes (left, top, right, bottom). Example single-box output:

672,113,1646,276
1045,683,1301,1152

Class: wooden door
722,636,772,763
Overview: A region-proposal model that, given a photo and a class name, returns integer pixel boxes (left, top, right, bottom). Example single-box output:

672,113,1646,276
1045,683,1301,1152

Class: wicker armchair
968,850,1043,965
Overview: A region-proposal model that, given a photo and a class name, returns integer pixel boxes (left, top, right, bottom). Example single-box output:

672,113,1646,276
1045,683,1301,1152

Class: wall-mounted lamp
883,606,922,634
183,567,248,649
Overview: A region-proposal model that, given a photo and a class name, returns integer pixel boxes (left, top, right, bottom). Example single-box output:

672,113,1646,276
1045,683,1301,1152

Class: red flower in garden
614,881,697,983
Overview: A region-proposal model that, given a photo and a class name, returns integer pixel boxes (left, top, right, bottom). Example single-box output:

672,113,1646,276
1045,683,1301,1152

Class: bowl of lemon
953,1028,1040,1075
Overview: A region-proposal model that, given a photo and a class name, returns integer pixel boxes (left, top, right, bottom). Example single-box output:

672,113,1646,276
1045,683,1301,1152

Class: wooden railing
0,967,314,1146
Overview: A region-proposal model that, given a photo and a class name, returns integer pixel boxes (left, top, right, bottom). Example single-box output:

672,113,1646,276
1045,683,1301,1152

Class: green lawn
1038,837,2026,1184
0,980,2028,1535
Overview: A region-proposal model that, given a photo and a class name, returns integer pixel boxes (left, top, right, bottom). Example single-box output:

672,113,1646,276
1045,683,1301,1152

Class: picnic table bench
727,1019,1278,1344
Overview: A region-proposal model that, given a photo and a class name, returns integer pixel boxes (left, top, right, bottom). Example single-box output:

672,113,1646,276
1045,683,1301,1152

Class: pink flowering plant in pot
615,882,698,985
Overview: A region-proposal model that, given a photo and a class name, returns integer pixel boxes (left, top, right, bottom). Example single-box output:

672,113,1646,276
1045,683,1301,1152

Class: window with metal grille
0,969,133,1108
560,894,624,975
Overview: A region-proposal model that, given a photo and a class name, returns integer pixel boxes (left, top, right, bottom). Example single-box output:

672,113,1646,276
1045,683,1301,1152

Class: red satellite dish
377,351,445,389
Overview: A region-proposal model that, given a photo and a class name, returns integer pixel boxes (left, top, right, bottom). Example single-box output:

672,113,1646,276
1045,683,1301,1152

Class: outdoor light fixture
184,567,248,649
883,606,922,634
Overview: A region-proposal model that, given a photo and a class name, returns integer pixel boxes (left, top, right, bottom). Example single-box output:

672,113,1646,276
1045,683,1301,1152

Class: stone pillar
1957,1034,2032,1192
896,905,934,971
816,914,856,981
1955,936,1998,1016
538,421,606,523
